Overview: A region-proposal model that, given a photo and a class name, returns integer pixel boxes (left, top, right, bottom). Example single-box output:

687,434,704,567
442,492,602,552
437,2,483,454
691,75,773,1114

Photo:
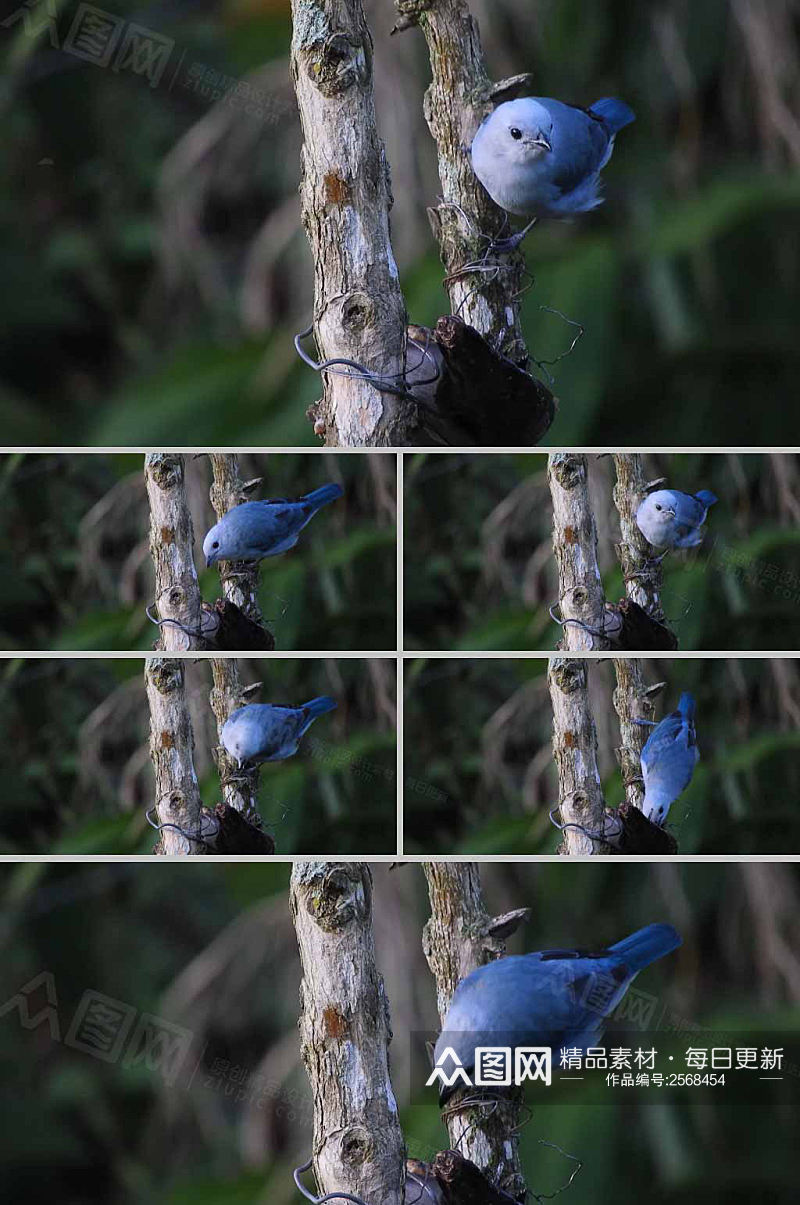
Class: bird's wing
642,710,696,794
540,100,611,194
251,500,311,542
441,953,629,1045
642,710,686,763
535,951,632,1027
251,707,305,759
672,493,706,527
255,706,315,752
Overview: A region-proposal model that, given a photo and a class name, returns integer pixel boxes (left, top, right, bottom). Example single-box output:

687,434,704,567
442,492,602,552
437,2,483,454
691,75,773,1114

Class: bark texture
209,597,276,651
144,658,205,855
614,598,679,651
615,800,679,855
290,1,410,446
412,316,555,446
548,454,617,650
422,863,529,1202
212,802,275,854
612,454,668,625
209,658,264,825
612,658,658,811
407,1150,522,1204
547,658,610,854
290,862,405,1204
145,453,213,651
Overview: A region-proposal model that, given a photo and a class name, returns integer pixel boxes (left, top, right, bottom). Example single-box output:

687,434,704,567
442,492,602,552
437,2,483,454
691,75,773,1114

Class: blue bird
433,924,681,1102
220,697,336,768
471,96,635,251
636,489,718,551
202,483,343,568
641,693,698,826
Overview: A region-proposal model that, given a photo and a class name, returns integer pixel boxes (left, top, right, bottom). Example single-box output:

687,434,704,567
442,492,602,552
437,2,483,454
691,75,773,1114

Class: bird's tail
694,490,718,508
677,692,696,721
590,97,636,132
302,696,337,719
608,923,682,971
302,483,344,511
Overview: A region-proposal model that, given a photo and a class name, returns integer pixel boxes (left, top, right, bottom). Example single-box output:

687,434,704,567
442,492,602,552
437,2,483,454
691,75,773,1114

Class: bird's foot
629,550,669,575
485,217,538,258
486,232,526,256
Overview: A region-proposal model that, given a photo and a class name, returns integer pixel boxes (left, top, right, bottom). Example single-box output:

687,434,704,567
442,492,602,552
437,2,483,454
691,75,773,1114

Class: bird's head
202,523,224,568
506,123,551,157
484,99,553,162
645,491,676,521
221,729,246,768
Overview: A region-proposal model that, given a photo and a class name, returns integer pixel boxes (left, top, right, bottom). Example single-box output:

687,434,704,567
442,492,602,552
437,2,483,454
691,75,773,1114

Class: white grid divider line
396,451,404,856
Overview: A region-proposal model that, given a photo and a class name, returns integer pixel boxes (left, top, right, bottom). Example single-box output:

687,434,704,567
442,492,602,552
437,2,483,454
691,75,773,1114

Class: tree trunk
612,657,658,810
610,659,677,853
547,658,610,854
612,454,667,622
396,3,555,446
290,862,406,1204
290,1,411,446
144,453,213,651
548,453,616,650
409,1,530,361
144,658,205,855
208,454,266,626
422,862,529,1201
209,658,264,826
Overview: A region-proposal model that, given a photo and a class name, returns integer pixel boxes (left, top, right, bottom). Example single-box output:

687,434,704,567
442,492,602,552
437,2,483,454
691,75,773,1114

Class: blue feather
607,923,682,971
588,97,636,133
302,696,337,719
302,483,343,509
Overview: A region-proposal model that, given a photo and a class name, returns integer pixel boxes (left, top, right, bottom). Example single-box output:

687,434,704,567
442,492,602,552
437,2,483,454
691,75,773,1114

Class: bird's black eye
510,127,522,140
655,504,662,511
212,540,219,548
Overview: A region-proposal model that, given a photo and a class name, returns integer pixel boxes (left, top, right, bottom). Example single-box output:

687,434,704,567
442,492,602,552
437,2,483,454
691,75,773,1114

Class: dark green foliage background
403,657,800,853
0,657,396,854
403,452,800,651
0,861,797,1203
0,452,397,651
1,2,798,444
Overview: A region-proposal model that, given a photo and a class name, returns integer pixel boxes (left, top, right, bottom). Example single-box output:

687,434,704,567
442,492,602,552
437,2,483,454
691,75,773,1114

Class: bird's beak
206,556,213,568
665,509,676,518
533,134,552,152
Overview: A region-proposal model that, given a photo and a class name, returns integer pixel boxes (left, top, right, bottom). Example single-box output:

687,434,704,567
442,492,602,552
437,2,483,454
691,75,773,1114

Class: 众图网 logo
426,1046,552,1090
